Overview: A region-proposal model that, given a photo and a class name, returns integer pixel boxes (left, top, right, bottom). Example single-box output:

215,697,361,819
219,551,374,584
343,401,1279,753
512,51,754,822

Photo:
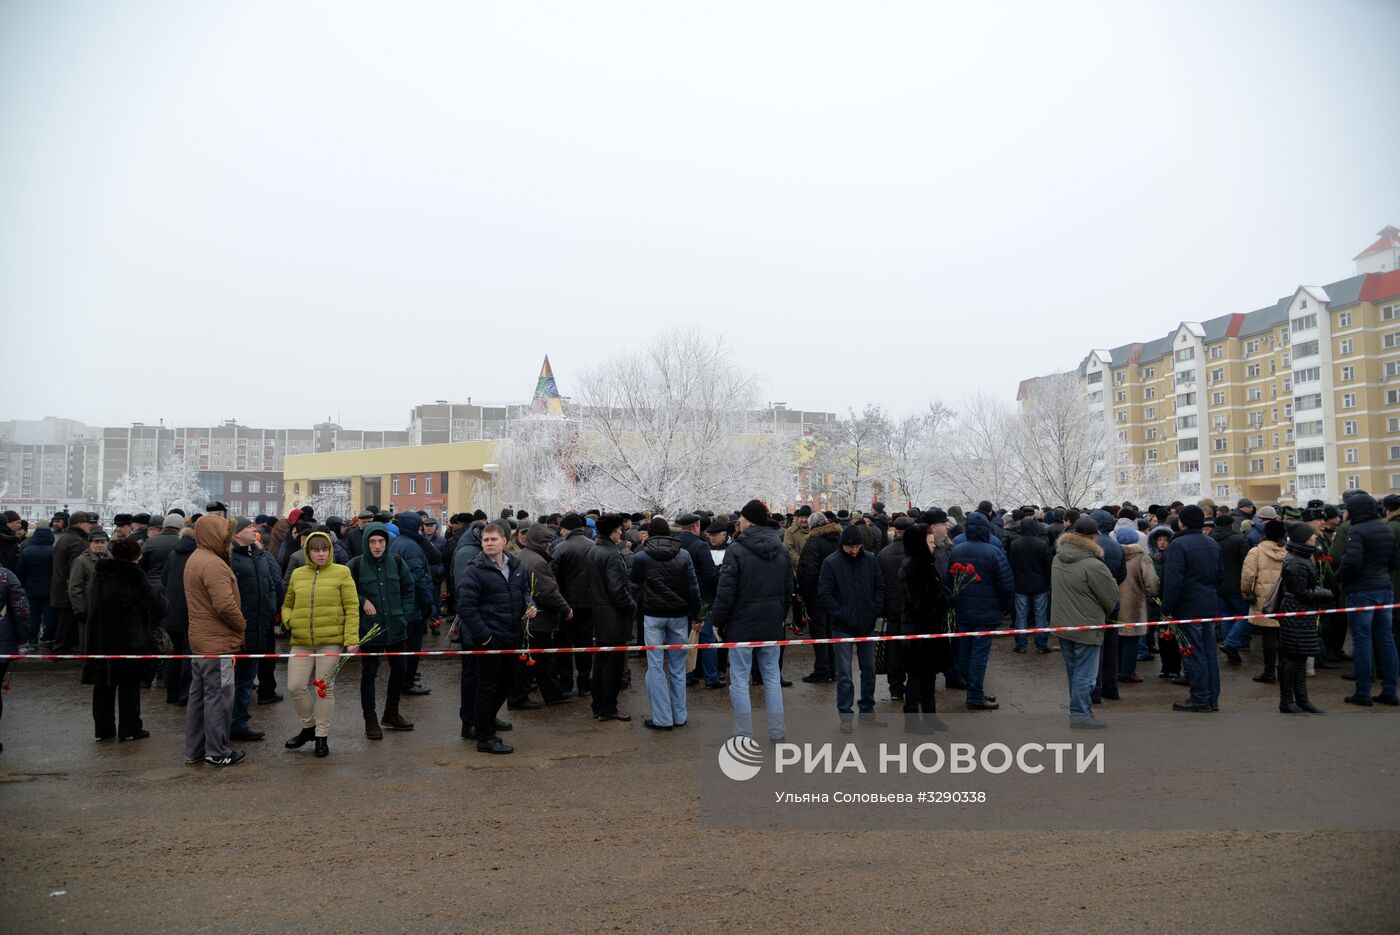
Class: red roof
1353,225,1400,261
1360,269,1400,304
1224,313,1247,338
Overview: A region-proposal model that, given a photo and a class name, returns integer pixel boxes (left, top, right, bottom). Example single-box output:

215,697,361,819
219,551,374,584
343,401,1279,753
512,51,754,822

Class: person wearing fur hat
1052,517,1122,728
1162,504,1223,712
1277,523,1331,713
85,538,166,742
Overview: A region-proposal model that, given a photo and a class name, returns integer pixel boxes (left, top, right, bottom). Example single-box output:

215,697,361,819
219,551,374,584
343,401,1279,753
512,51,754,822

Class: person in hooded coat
899,524,953,732
947,511,1014,710
85,538,167,742
1051,518,1121,728
349,522,417,738
281,530,360,757
16,526,55,647
390,511,437,697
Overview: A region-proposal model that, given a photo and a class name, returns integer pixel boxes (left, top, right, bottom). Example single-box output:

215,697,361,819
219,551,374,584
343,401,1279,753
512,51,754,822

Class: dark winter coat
711,524,792,642
49,526,90,610
138,529,182,591
515,524,570,634
16,527,55,601
796,522,842,600
877,538,906,621
817,547,884,637
83,559,167,686
1090,510,1127,585
629,535,701,619
677,530,720,605
1008,519,1052,595
231,543,284,653
586,539,638,644
901,531,957,671
1210,526,1250,597
947,512,1015,625
1337,495,1399,594
456,550,528,646
1161,528,1222,621
0,568,31,650
1278,542,1329,657
161,536,197,633
348,524,415,646
0,526,21,573
389,512,435,622
550,530,595,609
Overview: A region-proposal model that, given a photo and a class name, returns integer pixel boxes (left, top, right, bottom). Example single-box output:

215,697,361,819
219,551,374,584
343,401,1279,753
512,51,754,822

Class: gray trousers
185,657,235,761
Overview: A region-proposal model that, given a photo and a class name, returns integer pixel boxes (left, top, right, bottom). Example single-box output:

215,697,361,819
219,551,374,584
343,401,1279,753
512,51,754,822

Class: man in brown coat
183,514,247,767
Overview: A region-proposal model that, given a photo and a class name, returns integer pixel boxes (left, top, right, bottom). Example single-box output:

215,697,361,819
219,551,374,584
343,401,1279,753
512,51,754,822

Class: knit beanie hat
1287,522,1316,546
1179,505,1206,529
1113,526,1139,545
1263,519,1287,542
840,525,864,547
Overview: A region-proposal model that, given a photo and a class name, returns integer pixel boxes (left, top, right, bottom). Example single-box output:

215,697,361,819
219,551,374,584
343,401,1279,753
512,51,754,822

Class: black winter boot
1278,658,1303,713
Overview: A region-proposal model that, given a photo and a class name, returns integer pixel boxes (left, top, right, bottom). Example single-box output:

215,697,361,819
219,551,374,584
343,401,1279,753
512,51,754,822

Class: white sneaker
1306,659,1316,677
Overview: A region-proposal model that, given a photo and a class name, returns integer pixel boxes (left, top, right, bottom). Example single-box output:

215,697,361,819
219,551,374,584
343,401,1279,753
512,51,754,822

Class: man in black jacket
1212,514,1253,662
877,517,911,699
676,513,724,688
551,513,596,696
818,525,884,730
138,514,184,591
1008,517,1052,653
229,518,284,741
630,517,701,729
796,513,842,683
1337,493,1400,706
711,500,791,741
457,521,535,753
585,514,638,722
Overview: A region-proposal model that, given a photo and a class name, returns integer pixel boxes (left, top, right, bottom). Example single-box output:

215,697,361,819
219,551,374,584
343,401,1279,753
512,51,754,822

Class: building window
1390,389,1400,405
1297,447,1326,464
1145,407,1156,420
230,501,242,514
1390,417,1400,434
1245,340,1260,355
1296,394,1323,412
1210,368,1225,384
1146,428,1157,441
1387,361,1400,378
1180,460,1199,473
248,480,261,493
1391,445,1400,461
1174,347,1195,362
1178,415,1198,429
1179,437,1199,452
1087,371,1103,384
1144,387,1156,399
1246,363,1260,378
1142,366,1156,379
1339,311,1353,327
1385,333,1400,349
1382,304,1400,322
1247,387,1262,401
1345,448,1360,464
1348,476,1362,491
1341,366,1354,382
1209,346,1223,359
1145,448,1157,462
409,476,417,494
1216,484,1231,497
229,480,243,493
1113,371,1125,386
392,477,400,496
1175,371,1195,387
1339,338,1353,356
1215,462,1229,475
1294,367,1320,384
1291,313,1317,332
1343,393,1356,409
1115,411,1126,423
266,481,277,493
425,475,433,494
1115,390,1126,403
1212,391,1225,405
1249,459,1264,473
1294,340,1319,359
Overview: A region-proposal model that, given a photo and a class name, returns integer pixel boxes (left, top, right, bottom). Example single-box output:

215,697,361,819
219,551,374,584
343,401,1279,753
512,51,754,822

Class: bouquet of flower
687,602,711,671
944,562,981,633
1158,622,1194,658
313,623,382,698
518,573,538,667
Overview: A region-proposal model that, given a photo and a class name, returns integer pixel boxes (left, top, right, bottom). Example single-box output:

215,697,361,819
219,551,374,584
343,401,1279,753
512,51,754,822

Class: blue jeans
1347,589,1398,700
1220,594,1252,648
695,613,720,685
1179,621,1220,705
831,628,876,716
1060,640,1100,721
1014,593,1049,650
956,620,994,705
728,646,784,740
643,616,689,727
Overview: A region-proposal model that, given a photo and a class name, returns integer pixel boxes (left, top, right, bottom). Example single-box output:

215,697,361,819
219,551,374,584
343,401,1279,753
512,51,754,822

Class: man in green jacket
349,523,417,738
1050,517,1121,729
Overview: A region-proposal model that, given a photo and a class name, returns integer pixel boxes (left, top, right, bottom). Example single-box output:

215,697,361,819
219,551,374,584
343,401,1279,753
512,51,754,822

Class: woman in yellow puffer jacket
281,530,359,757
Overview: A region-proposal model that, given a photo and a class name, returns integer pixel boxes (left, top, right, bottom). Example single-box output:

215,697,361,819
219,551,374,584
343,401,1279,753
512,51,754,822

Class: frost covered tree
1012,372,1114,508
930,395,1025,510
878,401,954,509
495,415,580,516
571,330,795,513
107,457,210,517
299,481,353,521
809,405,891,512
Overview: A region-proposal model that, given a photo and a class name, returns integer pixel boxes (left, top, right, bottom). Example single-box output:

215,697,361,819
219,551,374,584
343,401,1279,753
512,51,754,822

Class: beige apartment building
1029,227,1400,505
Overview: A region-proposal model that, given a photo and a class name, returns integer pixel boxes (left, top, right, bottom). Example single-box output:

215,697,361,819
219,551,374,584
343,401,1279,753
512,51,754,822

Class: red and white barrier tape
4,603,1394,662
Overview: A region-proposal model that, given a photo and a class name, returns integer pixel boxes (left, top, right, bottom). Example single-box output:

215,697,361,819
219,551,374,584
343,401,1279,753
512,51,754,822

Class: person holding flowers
281,530,359,758
348,522,416,740
946,511,1014,711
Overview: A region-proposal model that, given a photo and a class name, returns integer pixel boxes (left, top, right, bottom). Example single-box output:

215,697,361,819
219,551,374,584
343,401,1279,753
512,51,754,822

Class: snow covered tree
571,330,795,513
1012,372,1114,508
495,415,580,516
106,457,210,517
930,395,1026,510
299,481,353,522
878,401,954,509
809,405,891,512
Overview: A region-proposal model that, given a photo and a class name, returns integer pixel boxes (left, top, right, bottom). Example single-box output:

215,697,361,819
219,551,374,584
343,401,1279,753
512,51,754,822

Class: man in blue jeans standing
711,500,791,741
948,511,1015,710
1337,492,1400,707
1051,516,1121,728
817,524,885,731
1008,517,1052,653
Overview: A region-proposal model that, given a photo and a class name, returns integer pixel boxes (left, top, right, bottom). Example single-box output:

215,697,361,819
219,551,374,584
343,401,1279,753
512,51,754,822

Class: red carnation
313,677,328,698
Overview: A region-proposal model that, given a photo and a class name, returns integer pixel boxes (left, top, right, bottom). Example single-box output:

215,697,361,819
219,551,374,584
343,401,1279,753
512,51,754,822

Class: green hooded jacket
347,522,414,646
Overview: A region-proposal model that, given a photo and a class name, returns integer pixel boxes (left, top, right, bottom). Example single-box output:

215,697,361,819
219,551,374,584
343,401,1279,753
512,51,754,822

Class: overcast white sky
2,1,1397,431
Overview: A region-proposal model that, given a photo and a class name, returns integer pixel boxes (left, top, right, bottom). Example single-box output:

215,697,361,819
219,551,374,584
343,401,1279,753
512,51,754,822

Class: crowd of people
0,489,1396,758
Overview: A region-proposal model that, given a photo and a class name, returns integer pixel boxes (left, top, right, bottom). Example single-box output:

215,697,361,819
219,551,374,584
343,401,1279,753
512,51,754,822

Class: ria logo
717,736,764,781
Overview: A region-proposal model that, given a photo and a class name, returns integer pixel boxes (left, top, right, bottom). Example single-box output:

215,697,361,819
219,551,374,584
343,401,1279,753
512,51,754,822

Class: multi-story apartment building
1026,228,1400,505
